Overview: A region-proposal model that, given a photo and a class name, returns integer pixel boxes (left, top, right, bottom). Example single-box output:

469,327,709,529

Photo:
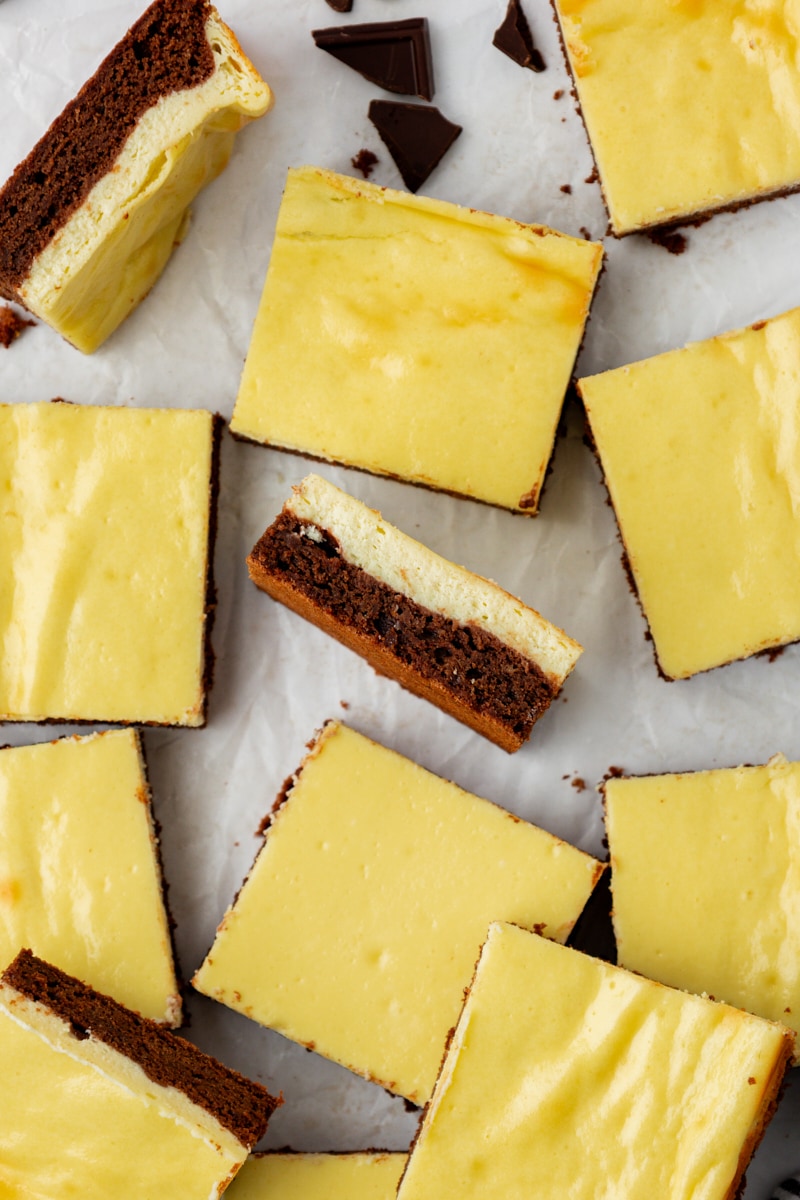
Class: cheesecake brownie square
231,166,603,514
247,474,582,751
397,923,793,1200
0,401,218,725
193,721,603,1104
0,730,180,1024
553,0,800,235
0,949,278,1199
0,0,272,353
579,307,800,679
229,1153,407,1199
606,754,800,1056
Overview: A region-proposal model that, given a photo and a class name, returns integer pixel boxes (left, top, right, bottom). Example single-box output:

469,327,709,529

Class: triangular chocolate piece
312,18,434,101
325,0,353,11
368,100,462,194
493,0,546,72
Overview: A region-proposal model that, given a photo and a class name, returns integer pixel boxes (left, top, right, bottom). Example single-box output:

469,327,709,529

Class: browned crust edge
547,0,800,240
2,949,279,1147
247,556,548,754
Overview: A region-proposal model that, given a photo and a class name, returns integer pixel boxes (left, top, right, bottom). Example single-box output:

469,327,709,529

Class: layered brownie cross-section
247,474,582,751
193,721,603,1103
0,0,272,352
0,949,278,1198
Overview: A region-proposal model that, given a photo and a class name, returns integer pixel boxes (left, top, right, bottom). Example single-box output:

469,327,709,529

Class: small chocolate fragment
493,0,546,72
351,148,379,178
0,305,34,348
312,18,434,101
325,0,353,10
368,99,461,193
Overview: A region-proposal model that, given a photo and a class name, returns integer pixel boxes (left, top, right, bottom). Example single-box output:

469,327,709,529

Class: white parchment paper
2,0,800,1193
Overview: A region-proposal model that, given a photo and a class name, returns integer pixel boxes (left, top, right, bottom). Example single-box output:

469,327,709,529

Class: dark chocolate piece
312,18,434,100
368,100,461,193
566,867,617,964
493,0,545,71
3,949,279,1146
325,0,353,10
0,0,215,301
351,148,379,178
249,512,556,743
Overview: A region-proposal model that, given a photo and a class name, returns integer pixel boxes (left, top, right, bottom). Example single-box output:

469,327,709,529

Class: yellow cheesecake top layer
229,1154,407,1200
20,8,272,354
0,730,179,1024
398,923,793,1200
0,401,214,724
231,166,603,514
0,984,247,1199
555,0,800,234
193,722,602,1104
606,755,800,1052
579,307,800,679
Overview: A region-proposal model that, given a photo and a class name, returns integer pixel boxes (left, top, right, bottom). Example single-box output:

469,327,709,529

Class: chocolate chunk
493,0,546,72
351,148,379,178
312,18,434,100
325,0,353,10
368,100,461,193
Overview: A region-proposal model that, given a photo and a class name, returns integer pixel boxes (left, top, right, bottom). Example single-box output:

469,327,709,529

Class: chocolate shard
368,100,461,193
325,0,353,11
493,0,546,72
312,18,434,101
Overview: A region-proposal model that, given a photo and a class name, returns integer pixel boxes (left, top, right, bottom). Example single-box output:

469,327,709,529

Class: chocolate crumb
403,1097,420,1113
579,226,593,240
0,305,34,348
604,766,624,780
748,1076,757,1084
756,644,785,663
325,0,353,10
584,167,599,184
571,776,586,792
751,320,767,331
562,773,570,780
492,0,546,72
533,922,546,935
351,148,379,178
560,183,572,194
553,89,564,99
340,699,350,709
646,228,688,255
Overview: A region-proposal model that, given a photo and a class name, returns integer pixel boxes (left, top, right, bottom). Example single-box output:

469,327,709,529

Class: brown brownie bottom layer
3,949,278,1147
0,0,214,300
248,513,557,752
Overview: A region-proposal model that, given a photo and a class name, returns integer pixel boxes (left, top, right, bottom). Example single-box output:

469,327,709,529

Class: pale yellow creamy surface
0,730,179,1024
0,985,246,1199
0,402,214,724
607,755,800,1052
228,1153,406,1200
554,0,800,234
398,923,792,1200
20,10,272,353
193,722,601,1104
579,308,800,679
231,166,603,513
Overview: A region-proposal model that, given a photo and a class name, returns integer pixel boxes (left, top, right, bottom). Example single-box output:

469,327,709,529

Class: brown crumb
340,699,350,709
646,228,688,255
562,773,570,780
533,923,546,935
403,1097,420,1113
604,766,624,781
579,226,593,240
751,320,767,331
0,306,34,348
584,167,599,184
756,644,786,663
553,89,564,99
560,183,572,194
351,148,379,179
571,777,587,792
748,1076,756,1085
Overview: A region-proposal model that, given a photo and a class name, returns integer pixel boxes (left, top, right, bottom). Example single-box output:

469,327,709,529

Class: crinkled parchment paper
1,0,800,1191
